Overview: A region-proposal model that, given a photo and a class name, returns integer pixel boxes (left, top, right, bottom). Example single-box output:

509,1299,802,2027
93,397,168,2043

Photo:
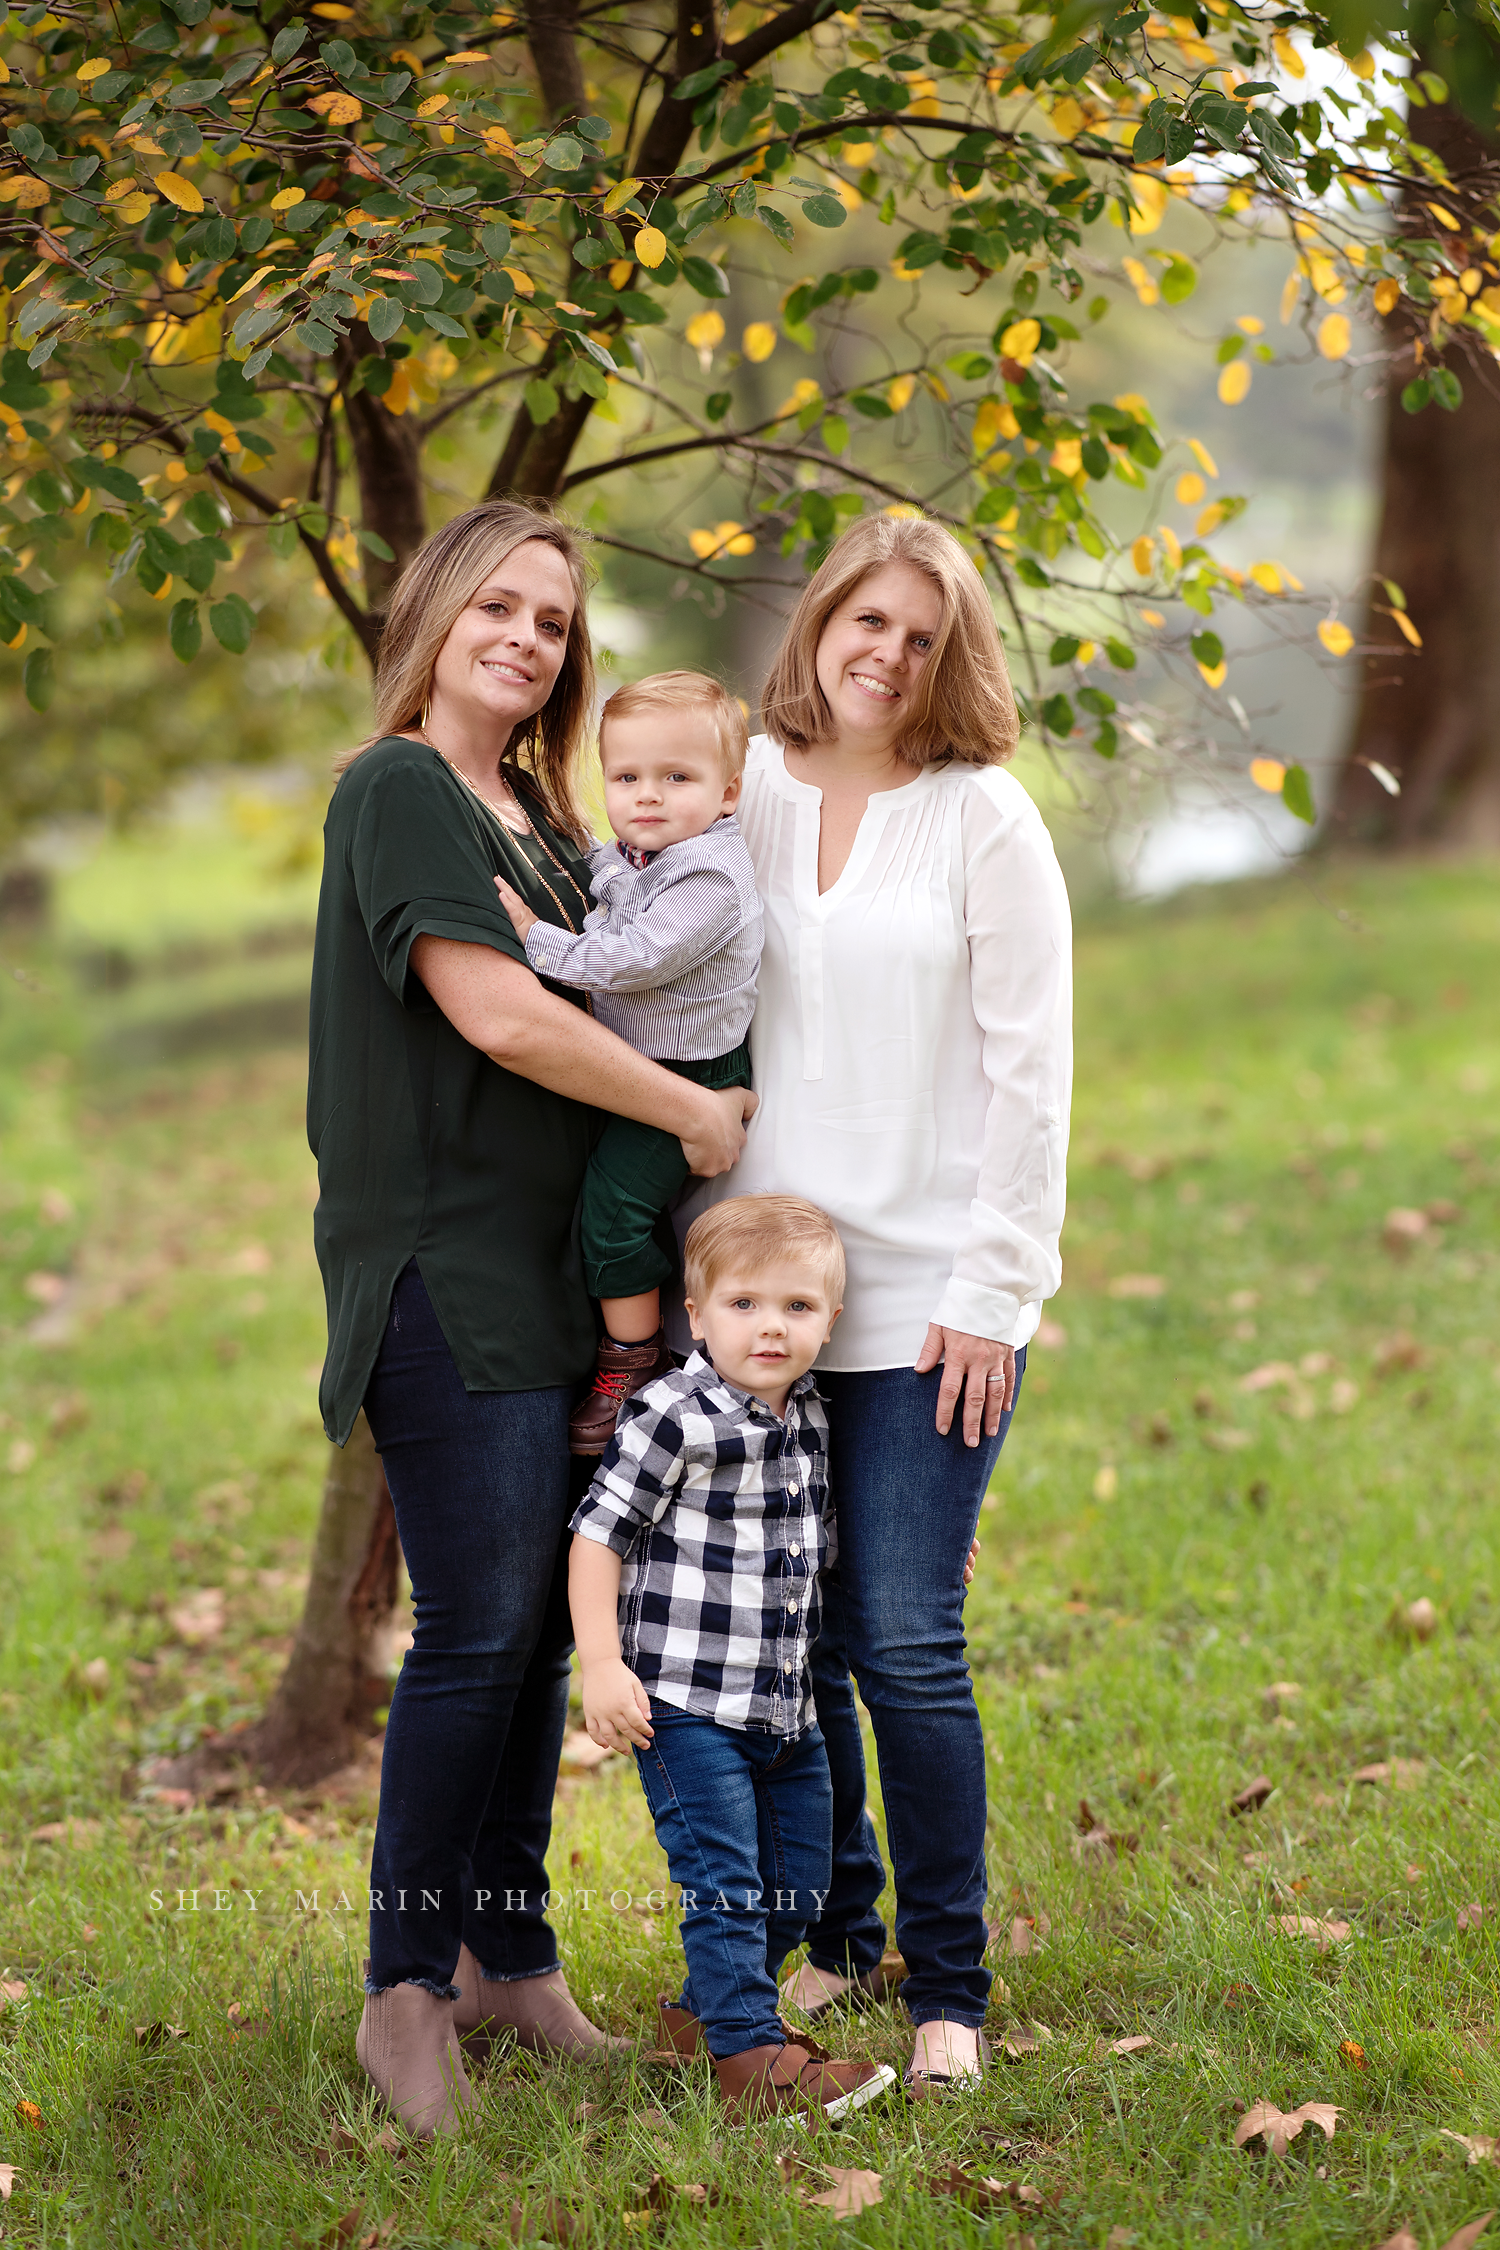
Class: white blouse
674,735,1073,1373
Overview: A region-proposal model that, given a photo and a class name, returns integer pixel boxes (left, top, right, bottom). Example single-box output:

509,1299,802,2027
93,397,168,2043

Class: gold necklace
429,740,589,942
430,742,532,833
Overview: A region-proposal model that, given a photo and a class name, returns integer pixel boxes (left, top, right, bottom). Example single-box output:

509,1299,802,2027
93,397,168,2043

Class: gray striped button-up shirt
522,814,763,1063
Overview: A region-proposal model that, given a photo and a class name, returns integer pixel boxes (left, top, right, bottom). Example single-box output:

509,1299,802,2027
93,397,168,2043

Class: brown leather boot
713,2035,896,2125
655,1997,704,2060
568,1327,673,1457
451,1942,628,2058
355,1981,475,2138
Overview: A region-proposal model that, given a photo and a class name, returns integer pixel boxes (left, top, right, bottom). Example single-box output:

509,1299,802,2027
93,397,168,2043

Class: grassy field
0,841,1497,2249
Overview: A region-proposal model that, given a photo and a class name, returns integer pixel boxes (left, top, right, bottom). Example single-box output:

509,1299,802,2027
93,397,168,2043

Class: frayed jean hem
363,1974,461,2000
472,1960,561,1985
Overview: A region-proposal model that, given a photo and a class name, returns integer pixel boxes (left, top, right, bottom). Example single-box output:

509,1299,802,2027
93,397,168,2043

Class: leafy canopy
1,0,1497,828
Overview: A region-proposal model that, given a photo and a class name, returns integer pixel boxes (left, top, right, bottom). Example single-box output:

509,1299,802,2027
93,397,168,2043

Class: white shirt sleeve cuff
931,1278,1043,1350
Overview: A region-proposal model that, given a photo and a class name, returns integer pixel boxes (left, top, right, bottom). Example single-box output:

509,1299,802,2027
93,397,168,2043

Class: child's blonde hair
600,669,750,779
684,1195,846,1308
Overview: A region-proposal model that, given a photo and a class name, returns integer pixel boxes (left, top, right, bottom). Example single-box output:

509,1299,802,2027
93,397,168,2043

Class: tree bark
338,325,429,623
1336,90,1500,847
526,0,587,121
247,1415,405,1786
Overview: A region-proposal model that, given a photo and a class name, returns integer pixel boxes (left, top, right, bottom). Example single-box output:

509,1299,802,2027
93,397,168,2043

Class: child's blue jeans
634,1700,832,2059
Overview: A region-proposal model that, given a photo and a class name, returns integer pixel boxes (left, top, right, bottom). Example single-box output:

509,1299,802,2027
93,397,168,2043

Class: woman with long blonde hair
309,500,755,2136
679,513,1072,2093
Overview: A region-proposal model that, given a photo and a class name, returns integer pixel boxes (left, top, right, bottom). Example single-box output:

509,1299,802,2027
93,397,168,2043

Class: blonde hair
760,514,1018,767
684,1195,846,1309
601,669,750,779
339,501,596,842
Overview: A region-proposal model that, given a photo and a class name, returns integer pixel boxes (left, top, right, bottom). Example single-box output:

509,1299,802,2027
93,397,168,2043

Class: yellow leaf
501,264,534,295
1389,608,1422,647
164,459,189,483
887,372,915,411
1317,312,1351,359
1188,438,1218,476
742,321,777,362
1317,618,1354,656
1271,31,1305,76
311,3,354,14
390,45,425,73
1250,757,1287,792
1114,391,1150,419
602,175,642,215
1349,49,1375,77
417,93,449,116
1158,524,1183,569
689,520,754,560
154,172,205,213
1196,501,1227,535
776,376,822,420
1,177,51,208
1175,471,1205,505
150,573,174,599
108,190,152,223
1123,255,1159,306
270,186,305,211
482,125,517,158
1131,534,1155,576
1249,561,1284,593
446,50,493,62
1427,202,1459,230
608,259,633,288
1051,93,1083,138
1218,359,1251,405
633,226,666,269
1052,436,1083,477
381,363,412,416
972,395,1017,456
1280,272,1301,324
842,141,874,165
1140,607,1165,626
308,90,363,123
4,621,25,650
76,56,112,81
1369,276,1400,317
1198,659,1227,688
1236,313,1264,335
999,316,1041,365
1128,176,1168,235
685,309,724,352
0,57,8,83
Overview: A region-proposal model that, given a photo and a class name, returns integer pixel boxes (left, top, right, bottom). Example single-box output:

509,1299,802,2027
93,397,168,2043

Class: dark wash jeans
635,1700,833,2059
361,1260,580,1994
807,1351,1026,2028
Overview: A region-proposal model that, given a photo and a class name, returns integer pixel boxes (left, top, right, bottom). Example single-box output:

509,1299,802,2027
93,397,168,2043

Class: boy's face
685,1260,842,1411
600,708,740,853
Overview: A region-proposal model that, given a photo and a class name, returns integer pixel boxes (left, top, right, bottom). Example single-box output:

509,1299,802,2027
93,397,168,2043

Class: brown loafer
452,1943,627,2058
569,1327,673,1457
713,2035,896,2125
656,1996,704,2059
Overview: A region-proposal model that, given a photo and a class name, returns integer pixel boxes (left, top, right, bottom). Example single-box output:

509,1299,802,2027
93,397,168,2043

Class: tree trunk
1336,90,1500,847
338,325,429,623
525,0,586,120
247,1414,406,1786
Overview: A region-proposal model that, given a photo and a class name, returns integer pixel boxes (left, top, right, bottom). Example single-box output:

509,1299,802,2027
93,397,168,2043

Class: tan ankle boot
355,1981,474,2138
452,1942,627,2058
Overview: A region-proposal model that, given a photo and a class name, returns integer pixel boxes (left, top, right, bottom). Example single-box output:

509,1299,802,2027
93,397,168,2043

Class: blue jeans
361,1261,579,1993
634,1702,833,2059
806,1352,1026,2027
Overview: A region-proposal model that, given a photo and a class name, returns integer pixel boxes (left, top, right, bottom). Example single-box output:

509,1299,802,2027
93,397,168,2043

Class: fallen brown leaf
1406,1865,1426,1884
1404,1598,1439,1642
1459,1903,1487,1933
927,2164,1043,2211
1231,1775,1275,1816
168,1587,226,1645
321,2209,364,2250
1274,1916,1352,1950
1264,1681,1303,1715
808,2168,883,2217
1382,1208,1429,1256
1234,2100,1340,2157
509,2194,580,2242
1108,1273,1167,1299
30,1817,103,1849
1373,1332,1425,1376
1353,1760,1425,1790
14,2100,44,2131
1,1980,27,2004
995,1913,1052,1956
134,2022,188,2048
1441,2133,1500,2167
0,2165,14,2201
1240,1361,1298,1393
1340,2041,1368,2071
1438,2217,1496,2250
1002,2025,1054,2060
1097,2035,1153,2057
1372,2230,1420,2250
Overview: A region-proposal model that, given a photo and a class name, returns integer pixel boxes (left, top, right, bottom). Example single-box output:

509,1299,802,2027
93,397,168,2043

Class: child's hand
581,1658,654,1751
963,1534,980,1586
494,873,539,940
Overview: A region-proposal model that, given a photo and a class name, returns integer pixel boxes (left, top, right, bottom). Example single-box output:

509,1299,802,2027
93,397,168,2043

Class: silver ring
985,1375,1006,1387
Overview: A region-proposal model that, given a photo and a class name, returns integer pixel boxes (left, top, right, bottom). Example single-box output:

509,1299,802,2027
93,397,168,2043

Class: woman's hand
678,1084,759,1178
581,1656,654,1751
494,872,539,941
915,1325,1017,1447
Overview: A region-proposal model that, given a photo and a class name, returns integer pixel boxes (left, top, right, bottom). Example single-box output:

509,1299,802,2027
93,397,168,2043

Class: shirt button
787,1596,798,1612
784,1660,793,1674
789,1541,801,1558
788,1482,799,1496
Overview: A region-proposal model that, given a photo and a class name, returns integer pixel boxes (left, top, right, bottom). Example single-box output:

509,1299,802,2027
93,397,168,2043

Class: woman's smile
848,670,901,702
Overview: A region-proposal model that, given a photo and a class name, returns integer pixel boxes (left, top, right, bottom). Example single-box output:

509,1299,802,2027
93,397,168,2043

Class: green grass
1,846,1498,2248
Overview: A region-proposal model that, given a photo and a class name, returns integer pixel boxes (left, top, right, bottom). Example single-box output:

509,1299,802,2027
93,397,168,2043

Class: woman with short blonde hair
680,510,1072,2094
309,499,755,2136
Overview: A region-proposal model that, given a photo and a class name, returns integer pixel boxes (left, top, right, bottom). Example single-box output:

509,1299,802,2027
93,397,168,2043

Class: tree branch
416,363,531,438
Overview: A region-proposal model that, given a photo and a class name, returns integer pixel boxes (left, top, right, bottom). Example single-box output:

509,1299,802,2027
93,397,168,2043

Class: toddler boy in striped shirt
495,670,762,1456
568,1195,896,2125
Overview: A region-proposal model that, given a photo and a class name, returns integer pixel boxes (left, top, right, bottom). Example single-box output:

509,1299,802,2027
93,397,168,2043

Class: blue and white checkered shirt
521,815,763,1063
569,1349,834,1736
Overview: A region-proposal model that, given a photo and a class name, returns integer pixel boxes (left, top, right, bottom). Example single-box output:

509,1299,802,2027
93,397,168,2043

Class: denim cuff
364,1973,460,2000
472,1960,561,1985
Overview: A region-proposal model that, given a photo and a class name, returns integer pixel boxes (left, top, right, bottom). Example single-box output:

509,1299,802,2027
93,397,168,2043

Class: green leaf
183,492,223,535
544,135,584,171
1159,254,1197,304
525,377,560,424
1093,720,1118,759
22,645,54,712
1430,367,1463,411
1190,629,1223,667
267,519,299,559
1015,557,1050,589
1041,693,1074,734
209,592,255,653
1049,635,1081,665
1400,375,1432,414
821,413,849,453
367,296,403,342
849,392,894,420
676,60,735,100
681,255,730,297
25,471,70,516
756,206,794,248
705,391,732,422
1105,638,1137,670
1216,333,1246,364
480,220,512,262
1079,686,1116,717
169,598,201,663
1281,762,1316,825
271,22,308,62
802,193,848,229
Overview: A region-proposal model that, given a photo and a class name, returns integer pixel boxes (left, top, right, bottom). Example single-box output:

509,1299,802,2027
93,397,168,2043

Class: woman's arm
409,933,755,1176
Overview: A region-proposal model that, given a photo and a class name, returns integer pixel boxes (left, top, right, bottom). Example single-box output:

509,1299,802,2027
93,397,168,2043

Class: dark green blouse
308,735,599,1445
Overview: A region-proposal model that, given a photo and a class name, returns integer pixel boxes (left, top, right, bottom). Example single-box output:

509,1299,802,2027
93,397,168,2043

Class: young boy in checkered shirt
567,1195,896,2126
